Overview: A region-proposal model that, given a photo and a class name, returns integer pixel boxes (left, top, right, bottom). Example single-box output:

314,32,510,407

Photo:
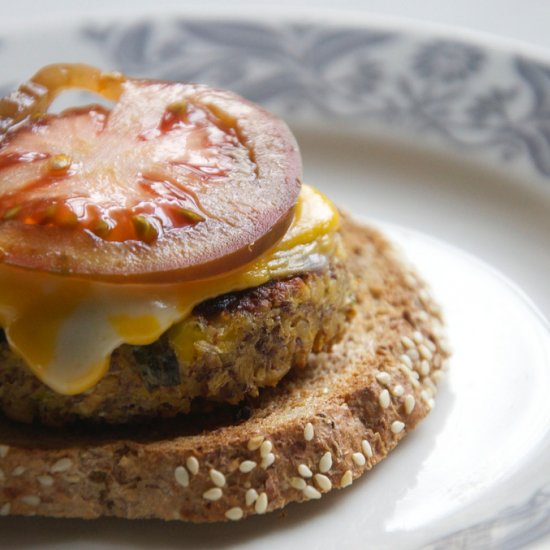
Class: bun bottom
0,215,449,522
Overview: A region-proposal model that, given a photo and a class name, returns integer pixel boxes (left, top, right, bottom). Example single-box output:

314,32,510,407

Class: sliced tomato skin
0,75,302,283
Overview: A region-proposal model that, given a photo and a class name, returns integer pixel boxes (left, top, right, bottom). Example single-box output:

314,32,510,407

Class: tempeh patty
0,255,354,426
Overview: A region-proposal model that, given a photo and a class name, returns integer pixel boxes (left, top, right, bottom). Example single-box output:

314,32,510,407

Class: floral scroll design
424,482,550,550
83,20,396,115
81,19,550,179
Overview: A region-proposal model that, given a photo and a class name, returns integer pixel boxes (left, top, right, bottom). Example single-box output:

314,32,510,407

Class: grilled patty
0,256,354,426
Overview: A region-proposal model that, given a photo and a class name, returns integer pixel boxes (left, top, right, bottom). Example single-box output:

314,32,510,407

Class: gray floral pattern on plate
423,482,550,550
80,19,550,179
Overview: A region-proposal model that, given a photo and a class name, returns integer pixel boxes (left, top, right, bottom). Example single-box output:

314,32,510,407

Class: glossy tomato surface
0,69,301,282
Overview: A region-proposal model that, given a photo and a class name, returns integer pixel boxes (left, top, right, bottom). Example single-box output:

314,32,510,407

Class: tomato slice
0,65,301,282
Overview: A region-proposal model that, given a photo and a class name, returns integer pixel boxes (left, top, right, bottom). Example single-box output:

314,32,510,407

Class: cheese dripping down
0,185,341,395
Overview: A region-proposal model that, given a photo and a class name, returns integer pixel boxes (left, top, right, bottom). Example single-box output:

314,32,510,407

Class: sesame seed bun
0,214,449,521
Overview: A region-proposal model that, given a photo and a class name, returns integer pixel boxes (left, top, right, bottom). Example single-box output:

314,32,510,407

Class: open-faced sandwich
0,64,449,521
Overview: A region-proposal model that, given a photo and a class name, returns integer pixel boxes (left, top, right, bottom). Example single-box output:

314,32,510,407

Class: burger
0,64,449,521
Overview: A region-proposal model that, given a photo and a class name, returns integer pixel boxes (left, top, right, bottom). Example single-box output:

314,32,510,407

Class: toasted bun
0,215,449,521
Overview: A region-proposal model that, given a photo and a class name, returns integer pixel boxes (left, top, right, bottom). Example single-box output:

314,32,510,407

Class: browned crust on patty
0,215,450,521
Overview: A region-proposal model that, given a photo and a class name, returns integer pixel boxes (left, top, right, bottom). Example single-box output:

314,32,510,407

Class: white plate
1,11,550,550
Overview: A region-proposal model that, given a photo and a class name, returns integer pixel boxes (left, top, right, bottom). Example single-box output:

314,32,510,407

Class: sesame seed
290,477,307,490
428,398,436,409
203,488,223,501
12,466,25,476
0,503,10,516
361,439,373,458
245,488,258,506
303,485,322,500
319,452,332,473
210,469,226,488
255,492,268,514
401,336,414,349
420,360,430,376
391,421,405,434
174,466,189,488
21,495,40,507
0,445,9,458
418,344,433,360
37,475,54,487
304,422,314,441
239,460,257,473
50,458,72,473
186,456,199,475
440,339,452,355
419,288,430,302
0,468,3,482
417,310,429,322
225,507,243,521
248,435,264,451
314,474,332,492
399,354,413,368
261,453,275,469
260,440,272,458
352,452,366,466
376,372,391,385
432,370,445,382
421,390,431,402
397,364,420,387
426,339,437,353
398,361,413,374
392,384,404,397
407,348,420,361
425,378,437,394
340,470,353,488
322,387,329,395
412,331,424,344
379,389,390,409
412,370,420,380
298,464,313,478
404,395,416,415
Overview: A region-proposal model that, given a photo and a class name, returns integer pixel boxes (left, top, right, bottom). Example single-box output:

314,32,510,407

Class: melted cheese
0,185,340,395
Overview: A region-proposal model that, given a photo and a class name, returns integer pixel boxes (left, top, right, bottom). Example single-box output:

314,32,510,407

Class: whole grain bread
0,215,450,522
